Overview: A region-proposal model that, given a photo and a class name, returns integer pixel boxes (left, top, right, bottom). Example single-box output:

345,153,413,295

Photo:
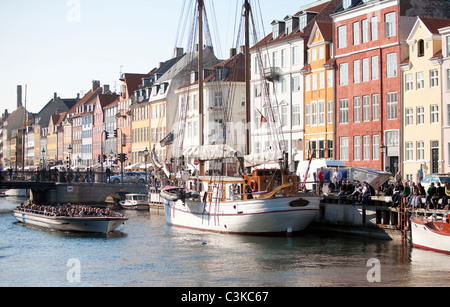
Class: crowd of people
386,180,450,210
335,180,372,205
16,203,122,218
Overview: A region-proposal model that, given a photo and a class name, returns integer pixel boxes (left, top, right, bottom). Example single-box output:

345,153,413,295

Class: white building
249,0,336,172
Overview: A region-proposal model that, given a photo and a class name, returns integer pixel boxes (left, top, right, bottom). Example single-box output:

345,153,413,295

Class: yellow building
301,21,335,160
401,17,450,181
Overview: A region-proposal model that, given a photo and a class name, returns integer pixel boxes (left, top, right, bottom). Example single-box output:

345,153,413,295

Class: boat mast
244,0,251,158
198,0,205,176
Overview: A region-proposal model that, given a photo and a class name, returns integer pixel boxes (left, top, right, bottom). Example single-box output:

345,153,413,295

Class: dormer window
418,39,424,57
215,67,224,81
343,0,352,10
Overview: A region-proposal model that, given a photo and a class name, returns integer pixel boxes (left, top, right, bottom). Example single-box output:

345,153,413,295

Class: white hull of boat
411,218,450,254
164,196,320,235
13,210,128,234
120,203,150,210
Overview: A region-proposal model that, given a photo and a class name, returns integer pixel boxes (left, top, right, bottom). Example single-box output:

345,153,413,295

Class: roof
418,16,450,35
122,73,151,97
251,0,335,50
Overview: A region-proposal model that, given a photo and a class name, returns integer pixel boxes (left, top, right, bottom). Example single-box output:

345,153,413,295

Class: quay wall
30,183,147,206
312,196,408,241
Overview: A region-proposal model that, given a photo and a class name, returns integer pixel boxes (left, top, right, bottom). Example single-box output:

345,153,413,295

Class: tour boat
13,209,128,234
410,214,450,254
119,194,150,210
157,0,320,236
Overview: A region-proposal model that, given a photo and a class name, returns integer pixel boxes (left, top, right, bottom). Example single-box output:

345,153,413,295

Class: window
431,105,439,123
319,100,325,125
405,74,413,91
293,105,301,126
327,101,333,124
418,39,424,57
447,36,450,58
319,47,324,59
311,101,317,125
353,22,360,45
371,16,378,41
319,72,325,89
387,92,397,120
292,46,299,65
363,135,370,160
312,74,317,90
292,76,301,91
362,58,370,82
417,72,424,89
305,75,310,91
311,49,317,61
353,97,360,123
371,56,379,80
405,108,413,126
362,19,369,43
447,69,450,91
281,105,288,127
384,12,396,37
372,135,379,160
343,0,351,9
327,140,333,159
363,95,370,122
386,53,397,78
405,142,413,161
327,70,333,88
430,70,439,88
353,60,360,83
340,137,349,161
417,106,424,124
354,136,361,161
305,104,310,126
281,49,286,67
340,63,348,85
339,99,349,124
338,26,347,48
417,141,424,160
372,94,379,121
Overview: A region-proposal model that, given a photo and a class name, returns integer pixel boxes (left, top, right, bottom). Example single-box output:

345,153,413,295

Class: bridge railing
0,169,148,185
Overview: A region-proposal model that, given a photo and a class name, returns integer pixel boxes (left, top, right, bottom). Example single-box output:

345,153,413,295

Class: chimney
54,92,58,100
173,47,184,58
230,48,237,57
92,80,100,91
17,85,22,109
103,85,110,94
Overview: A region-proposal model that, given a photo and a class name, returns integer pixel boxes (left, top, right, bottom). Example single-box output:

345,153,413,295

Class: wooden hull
13,210,128,234
411,217,450,254
164,196,320,235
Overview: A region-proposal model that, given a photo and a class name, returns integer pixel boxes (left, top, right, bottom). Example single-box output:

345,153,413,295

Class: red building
332,0,450,174
332,0,413,174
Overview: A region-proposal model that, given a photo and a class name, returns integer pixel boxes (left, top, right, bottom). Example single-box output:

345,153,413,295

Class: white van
296,159,347,190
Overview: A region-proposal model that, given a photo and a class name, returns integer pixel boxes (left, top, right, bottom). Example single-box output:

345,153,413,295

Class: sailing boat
160,0,320,235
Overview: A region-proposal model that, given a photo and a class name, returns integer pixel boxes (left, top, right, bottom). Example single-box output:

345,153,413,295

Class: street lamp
42,148,46,169
380,142,386,172
144,147,149,184
68,145,72,168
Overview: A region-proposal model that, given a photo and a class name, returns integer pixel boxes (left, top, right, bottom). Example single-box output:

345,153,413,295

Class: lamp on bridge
41,148,46,170
144,147,149,184
68,145,72,168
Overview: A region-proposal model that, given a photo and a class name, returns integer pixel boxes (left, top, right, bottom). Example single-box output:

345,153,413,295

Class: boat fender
250,180,258,192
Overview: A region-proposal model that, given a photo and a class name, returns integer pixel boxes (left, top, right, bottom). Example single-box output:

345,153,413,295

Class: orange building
301,21,335,160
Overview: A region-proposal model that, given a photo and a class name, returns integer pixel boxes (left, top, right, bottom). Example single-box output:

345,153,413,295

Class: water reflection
0,196,449,287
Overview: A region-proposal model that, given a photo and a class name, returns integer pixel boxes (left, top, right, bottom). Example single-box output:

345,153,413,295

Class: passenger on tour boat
17,203,121,218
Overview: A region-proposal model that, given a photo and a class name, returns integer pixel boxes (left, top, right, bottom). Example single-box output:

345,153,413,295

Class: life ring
250,180,258,192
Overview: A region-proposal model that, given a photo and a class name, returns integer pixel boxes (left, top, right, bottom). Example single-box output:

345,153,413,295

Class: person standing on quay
317,167,325,195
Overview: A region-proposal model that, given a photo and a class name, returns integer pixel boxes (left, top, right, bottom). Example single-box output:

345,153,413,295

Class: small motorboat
410,214,450,254
119,194,149,210
13,208,128,234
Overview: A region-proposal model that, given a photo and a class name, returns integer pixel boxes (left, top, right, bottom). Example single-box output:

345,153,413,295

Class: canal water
0,195,449,287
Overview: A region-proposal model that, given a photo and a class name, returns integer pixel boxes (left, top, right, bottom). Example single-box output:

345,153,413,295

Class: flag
160,131,174,147
257,109,267,127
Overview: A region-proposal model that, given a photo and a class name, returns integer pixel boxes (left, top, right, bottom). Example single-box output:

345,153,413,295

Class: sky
0,0,313,114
